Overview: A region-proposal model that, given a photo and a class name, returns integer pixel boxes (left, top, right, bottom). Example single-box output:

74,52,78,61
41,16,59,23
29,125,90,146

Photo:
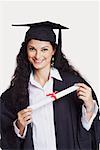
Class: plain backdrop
0,1,99,105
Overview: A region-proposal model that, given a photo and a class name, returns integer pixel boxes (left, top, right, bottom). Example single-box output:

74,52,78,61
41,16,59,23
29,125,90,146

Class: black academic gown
0,71,100,150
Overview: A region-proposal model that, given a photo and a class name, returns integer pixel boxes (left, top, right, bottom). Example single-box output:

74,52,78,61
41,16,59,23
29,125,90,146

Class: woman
0,21,100,150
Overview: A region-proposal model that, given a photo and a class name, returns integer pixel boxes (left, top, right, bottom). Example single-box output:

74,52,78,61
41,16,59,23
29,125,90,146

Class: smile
33,59,44,64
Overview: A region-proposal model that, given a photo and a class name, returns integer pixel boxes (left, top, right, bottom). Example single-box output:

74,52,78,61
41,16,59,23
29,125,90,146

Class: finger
24,115,32,121
77,87,87,93
76,83,91,91
77,90,91,98
19,108,32,115
77,87,90,93
78,95,86,101
26,118,33,125
18,112,32,123
22,111,32,119
77,91,86,97
77,87,92,98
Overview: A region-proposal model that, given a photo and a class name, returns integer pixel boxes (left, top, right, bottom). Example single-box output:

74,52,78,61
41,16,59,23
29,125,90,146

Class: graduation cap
12,21,69,53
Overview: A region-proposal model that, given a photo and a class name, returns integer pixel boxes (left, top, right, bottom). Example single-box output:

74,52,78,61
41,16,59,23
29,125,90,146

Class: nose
35,51,41,59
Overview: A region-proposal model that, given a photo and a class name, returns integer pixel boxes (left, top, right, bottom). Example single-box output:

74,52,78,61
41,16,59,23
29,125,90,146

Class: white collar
50,67,62,81
29,67,62,86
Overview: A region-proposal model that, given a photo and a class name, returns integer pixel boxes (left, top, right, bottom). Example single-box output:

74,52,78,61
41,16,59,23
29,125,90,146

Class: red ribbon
46,91,58,100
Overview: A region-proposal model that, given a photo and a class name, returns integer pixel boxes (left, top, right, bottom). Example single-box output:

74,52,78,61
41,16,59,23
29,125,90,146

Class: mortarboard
12,21,69,54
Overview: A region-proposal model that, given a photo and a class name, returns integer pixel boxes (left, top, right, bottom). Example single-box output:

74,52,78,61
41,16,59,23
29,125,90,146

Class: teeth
35,60,43,63
36,61,41,62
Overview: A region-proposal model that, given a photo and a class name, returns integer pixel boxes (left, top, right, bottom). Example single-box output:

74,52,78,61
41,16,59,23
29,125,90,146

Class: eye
41,48,48,52
28,47,36,52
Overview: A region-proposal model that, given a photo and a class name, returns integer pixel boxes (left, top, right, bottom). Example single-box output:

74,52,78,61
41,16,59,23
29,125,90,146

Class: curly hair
10,41,81,105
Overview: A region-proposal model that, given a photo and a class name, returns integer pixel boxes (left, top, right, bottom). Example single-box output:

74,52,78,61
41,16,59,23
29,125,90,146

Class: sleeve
0,91,24,149
90,90,100,145
81,100,98,130
13,120,27,139
76,76,100,149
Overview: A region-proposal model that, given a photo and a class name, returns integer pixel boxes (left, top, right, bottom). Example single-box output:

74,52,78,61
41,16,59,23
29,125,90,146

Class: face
27,39,55,70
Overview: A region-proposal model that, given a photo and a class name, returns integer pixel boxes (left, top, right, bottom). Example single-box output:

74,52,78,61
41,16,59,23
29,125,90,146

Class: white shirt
13,67,98,150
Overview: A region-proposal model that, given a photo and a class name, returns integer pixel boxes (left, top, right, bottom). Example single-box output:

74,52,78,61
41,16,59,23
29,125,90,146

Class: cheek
45,50,54,59
45,53,53,61
27,51,34,58
27,52,33,63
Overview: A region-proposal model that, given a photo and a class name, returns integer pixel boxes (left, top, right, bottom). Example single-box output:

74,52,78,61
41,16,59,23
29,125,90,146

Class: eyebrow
28,45,49,49
28,45,36,49
41,46,49,49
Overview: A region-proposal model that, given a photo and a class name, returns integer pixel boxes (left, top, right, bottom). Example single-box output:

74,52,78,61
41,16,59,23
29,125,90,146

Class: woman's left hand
76,83,94,113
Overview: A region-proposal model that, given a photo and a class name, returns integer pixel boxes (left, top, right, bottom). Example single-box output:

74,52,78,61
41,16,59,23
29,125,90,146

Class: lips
33,59,44,64
35,60,42,63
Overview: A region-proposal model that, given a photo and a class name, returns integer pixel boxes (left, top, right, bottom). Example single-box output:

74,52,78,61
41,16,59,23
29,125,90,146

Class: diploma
28,96,53,110
56,85,78,99
28,85,79,110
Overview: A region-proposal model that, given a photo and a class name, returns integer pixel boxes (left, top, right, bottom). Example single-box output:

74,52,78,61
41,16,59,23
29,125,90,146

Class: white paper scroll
28,85,79,110
56,85,78,99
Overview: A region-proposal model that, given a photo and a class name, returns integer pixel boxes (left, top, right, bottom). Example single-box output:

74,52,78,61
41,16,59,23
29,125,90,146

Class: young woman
0,21,100,150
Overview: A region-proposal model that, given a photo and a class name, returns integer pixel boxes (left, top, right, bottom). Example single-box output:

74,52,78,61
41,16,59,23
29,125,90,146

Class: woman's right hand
16,108,32,136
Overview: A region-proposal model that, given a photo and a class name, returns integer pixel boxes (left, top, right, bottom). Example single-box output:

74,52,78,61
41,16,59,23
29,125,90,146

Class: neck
34,66,51,86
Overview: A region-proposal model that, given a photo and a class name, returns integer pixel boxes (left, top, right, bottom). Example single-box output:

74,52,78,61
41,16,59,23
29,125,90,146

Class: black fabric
0,71,100,150
12,21,68,29
25,26,56,43
12,21,69,51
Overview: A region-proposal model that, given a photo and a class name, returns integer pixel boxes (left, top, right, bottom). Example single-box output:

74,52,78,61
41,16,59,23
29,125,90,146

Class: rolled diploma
28,85,79,110
28,96,53,110
56,85,79,99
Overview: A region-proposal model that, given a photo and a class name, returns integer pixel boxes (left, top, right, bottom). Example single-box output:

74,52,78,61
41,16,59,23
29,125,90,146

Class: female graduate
0,21,100,150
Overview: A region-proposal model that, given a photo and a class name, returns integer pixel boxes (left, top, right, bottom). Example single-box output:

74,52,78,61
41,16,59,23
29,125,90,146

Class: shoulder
59,70,96,92
0,86,18,118
1,86,14,102
59,71,99,104
1,85,29,112
0,86,17,112
59,70,86,85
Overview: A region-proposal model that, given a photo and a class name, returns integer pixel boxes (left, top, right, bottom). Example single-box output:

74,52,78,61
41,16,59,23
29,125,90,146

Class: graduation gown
0,71,100,150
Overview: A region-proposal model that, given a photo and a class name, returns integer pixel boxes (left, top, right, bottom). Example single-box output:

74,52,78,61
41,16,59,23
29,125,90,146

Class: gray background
0,1,99,105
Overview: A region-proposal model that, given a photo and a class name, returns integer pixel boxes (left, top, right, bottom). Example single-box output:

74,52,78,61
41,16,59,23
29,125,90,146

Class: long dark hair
10,41,81,105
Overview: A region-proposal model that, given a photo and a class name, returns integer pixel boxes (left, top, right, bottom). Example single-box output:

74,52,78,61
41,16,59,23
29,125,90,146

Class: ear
52,48,56,55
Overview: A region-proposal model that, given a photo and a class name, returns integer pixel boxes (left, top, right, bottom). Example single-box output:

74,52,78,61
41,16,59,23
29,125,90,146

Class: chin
32,64,44,70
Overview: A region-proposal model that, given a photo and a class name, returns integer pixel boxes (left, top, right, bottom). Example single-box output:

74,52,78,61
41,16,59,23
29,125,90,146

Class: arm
13,120,28,138
81,100,98,130
0,86,34,149
0,96,21,149
15,108,32,136
76,83,100,148
76,83,98,121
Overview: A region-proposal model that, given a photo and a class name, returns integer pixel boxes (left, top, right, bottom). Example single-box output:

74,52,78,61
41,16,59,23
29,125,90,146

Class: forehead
27,39,52,47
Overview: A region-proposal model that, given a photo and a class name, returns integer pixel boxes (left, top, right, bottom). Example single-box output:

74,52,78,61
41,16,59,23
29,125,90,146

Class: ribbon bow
46,91,58,100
